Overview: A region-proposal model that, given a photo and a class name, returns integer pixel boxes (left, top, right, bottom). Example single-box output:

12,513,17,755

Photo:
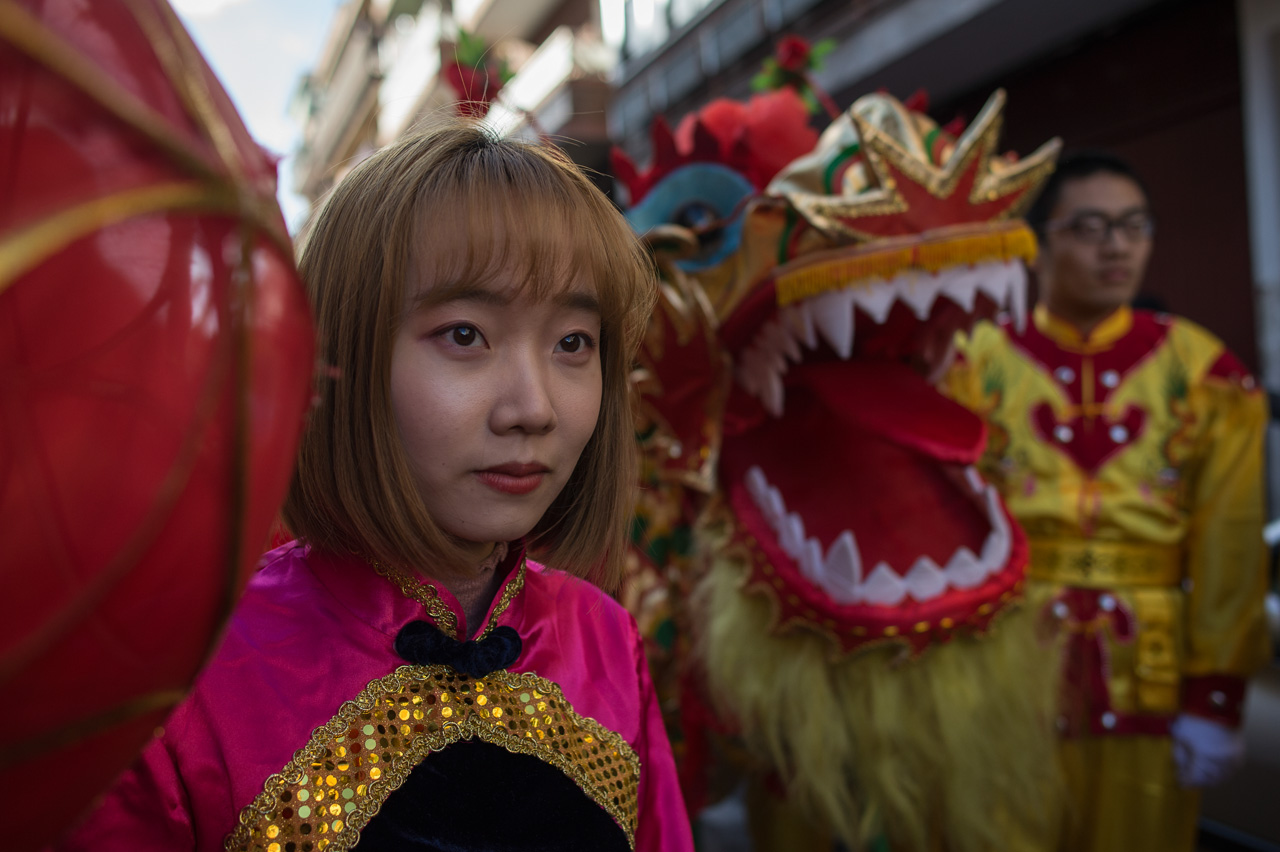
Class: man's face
1035,172,1153,322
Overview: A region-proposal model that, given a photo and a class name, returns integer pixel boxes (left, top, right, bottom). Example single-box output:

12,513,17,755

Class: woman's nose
491,353,556,435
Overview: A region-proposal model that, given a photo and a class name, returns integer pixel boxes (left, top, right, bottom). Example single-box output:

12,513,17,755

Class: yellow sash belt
1027,539,1182,588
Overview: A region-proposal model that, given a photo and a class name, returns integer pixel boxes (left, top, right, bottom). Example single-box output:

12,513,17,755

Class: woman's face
390,261,603,564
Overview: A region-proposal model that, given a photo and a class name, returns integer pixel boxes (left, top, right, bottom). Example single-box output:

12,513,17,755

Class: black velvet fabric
395,621,522,678
351,739,631,851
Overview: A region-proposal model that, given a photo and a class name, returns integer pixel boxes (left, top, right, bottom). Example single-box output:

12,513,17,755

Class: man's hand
1169,713,1246,788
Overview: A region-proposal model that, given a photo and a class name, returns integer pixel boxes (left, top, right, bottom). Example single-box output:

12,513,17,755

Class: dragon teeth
905,556,948,600
744,465,1018,606
811,289,857,359
852,284,896,324
860,562,908,606
737,260,1027,419
823,531,862,604
944,546,987,589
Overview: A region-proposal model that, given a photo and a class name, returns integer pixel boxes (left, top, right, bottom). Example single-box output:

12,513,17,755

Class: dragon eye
626,163,755,272
673,200,720,230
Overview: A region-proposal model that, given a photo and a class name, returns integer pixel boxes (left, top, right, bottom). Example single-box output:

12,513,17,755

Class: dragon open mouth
715,255,1028,623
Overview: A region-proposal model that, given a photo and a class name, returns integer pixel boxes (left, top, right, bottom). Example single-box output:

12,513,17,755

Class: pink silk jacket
56,542,694,852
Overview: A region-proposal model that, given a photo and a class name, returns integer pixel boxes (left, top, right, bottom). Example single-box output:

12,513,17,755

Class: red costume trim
1205,348,1259,392
1182,674,1248,728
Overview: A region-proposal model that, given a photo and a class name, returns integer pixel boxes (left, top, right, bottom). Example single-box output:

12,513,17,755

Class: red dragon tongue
790,358,988,463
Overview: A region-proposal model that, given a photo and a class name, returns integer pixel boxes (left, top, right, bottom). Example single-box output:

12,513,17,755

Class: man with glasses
947,151,1271,851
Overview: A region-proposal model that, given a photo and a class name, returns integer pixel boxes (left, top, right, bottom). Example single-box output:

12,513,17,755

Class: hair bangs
408,139,649,357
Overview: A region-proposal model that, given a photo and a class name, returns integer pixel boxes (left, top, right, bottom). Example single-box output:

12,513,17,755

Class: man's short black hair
1027,150,1151,235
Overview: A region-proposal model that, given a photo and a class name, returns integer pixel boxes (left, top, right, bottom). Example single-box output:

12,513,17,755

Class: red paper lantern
0,2,315,847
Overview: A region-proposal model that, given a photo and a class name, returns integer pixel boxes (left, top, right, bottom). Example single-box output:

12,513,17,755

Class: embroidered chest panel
224,665,640,852
1008,315,1171,476
959,315,1239,538
983,319,1208,490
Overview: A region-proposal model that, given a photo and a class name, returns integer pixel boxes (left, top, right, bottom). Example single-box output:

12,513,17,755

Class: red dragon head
630,89,1060,656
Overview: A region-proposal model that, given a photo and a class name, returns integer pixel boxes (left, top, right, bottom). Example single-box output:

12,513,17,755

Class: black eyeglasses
1045,211,1156,245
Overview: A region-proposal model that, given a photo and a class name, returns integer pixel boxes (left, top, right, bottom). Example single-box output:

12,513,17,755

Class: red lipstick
476,462,548,495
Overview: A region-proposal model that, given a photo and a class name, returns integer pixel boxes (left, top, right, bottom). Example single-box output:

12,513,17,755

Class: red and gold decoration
0,1,314,846
612,86,819,206
623,80,1064,850
750,34,840,119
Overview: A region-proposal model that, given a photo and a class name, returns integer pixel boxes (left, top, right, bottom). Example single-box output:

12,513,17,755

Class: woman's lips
476,464,548,495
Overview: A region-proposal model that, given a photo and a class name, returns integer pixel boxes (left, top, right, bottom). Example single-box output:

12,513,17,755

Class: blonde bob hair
284,122,656,591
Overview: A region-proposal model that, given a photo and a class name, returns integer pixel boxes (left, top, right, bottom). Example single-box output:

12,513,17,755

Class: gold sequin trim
224,666,639,852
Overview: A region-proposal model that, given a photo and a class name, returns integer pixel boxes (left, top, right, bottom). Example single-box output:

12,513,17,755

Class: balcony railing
485,26,615,139
379,4,445,141
454,0,561,42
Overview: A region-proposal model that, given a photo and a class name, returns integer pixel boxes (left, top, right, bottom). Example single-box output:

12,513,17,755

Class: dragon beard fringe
695,543,1064,852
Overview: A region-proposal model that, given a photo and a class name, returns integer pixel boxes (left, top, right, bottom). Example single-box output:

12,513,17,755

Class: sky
172,0,340,233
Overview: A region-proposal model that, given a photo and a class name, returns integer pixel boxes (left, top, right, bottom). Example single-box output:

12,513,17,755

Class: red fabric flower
775,35,811,73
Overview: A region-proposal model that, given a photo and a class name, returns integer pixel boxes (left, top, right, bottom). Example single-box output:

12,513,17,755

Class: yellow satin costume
947,305,1272,851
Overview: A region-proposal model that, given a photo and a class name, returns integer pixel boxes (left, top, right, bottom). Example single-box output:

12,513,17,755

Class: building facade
291,0,618,214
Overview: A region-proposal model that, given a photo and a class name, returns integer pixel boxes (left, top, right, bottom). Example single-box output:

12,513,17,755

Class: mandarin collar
1032,304,1133,353
306,542,528,640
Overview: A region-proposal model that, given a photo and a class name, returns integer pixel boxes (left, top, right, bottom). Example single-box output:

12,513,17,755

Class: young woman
59,123,693,852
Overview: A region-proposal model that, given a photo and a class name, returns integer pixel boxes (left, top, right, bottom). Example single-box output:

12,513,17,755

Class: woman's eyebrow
407,284,507,313
556,289,601,316
408,284,600,315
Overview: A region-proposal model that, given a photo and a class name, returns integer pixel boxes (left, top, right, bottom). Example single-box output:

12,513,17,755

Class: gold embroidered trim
369,557,528,641
1027,538,1182,588
223,666,640,852
369,560,459,639
479,558,526,640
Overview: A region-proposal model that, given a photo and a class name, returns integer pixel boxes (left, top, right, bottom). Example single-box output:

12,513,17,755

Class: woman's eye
448,325,480,346
558,333,593,353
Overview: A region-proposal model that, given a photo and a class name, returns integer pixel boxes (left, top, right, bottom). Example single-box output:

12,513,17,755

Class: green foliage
809,39,836,63
750,38,837,116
